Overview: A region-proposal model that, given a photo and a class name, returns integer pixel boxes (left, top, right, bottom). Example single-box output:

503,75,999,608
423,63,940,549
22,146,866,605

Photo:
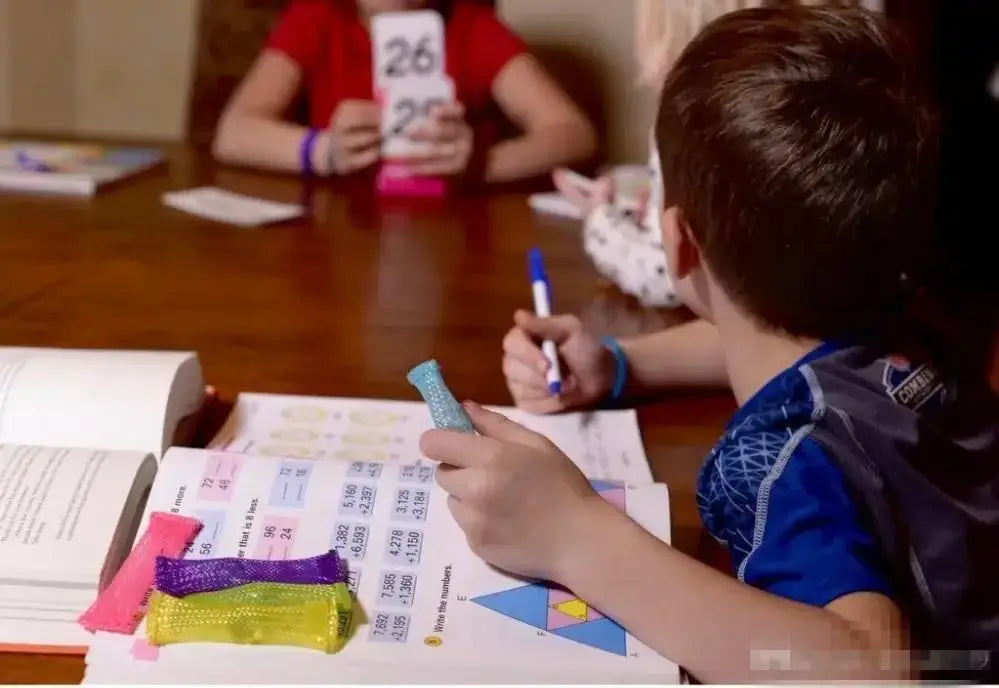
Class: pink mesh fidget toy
78,512,202,634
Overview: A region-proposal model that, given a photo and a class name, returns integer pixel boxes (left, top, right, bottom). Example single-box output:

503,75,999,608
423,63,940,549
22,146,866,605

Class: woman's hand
398,102,474,177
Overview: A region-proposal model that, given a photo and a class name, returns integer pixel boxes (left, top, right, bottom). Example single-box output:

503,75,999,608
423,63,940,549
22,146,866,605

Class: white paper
529,192,585,220
0,347,202,457
84,445,676,684
162,187,304,228
208,393,654,485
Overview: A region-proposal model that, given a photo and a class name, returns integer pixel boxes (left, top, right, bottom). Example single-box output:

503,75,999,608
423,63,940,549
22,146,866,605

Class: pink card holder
376,163,447,197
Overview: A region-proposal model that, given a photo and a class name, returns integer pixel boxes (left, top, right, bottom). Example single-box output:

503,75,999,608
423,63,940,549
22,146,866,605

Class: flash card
380,75,455,159
372,10,446,93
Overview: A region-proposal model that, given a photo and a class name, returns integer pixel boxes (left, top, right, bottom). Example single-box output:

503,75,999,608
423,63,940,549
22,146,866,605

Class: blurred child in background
557,0,872,310
213,0,596,183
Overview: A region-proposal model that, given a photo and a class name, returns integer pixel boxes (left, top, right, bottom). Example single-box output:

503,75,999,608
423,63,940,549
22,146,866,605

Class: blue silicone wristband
602,336,628,402
300,128,320,177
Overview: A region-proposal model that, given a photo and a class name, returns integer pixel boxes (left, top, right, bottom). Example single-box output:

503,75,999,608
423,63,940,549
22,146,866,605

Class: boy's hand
503,310,614,414
420,401,609,582
552,168,613,216
323,99,382,175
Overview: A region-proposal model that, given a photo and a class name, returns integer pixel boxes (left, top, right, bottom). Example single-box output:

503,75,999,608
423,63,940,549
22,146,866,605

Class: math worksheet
208,393,655,485
85,397,679,684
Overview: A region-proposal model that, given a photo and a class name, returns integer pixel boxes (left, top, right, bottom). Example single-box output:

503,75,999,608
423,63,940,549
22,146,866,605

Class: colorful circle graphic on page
342,432,392,446
348,409,401,427
270,428,319,442
281,406,327,423
259,445,315,459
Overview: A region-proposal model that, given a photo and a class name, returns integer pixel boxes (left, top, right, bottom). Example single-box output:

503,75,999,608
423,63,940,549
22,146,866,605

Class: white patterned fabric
582,206,680,309
582,140,680,309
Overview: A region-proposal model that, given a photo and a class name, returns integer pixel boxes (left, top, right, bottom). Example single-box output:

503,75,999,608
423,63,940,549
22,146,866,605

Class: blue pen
528,247,562,395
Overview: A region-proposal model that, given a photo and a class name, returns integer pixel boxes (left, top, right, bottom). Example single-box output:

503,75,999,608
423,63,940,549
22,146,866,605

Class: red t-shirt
266,0,526,142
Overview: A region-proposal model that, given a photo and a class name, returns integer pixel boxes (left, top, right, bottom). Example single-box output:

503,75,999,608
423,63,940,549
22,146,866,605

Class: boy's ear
661,205,700,280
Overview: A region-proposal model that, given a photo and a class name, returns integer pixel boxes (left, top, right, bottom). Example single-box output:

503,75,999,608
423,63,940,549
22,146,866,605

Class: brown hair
655,6,940,344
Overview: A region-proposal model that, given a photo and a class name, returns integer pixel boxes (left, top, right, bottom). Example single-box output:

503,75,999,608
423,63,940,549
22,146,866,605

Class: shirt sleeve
265,0,327,72
464,7,528,91
738,437,896,607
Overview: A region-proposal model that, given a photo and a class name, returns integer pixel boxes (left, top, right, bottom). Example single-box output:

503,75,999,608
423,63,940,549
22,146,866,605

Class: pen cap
528,248,547,284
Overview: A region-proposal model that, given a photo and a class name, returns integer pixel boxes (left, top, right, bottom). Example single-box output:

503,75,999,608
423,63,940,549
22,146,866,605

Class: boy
420,6,999,682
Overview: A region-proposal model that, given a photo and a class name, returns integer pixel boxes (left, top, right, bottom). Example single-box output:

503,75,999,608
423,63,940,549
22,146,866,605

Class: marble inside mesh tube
155,549,348,597
146,581,351,653
406,359,475,433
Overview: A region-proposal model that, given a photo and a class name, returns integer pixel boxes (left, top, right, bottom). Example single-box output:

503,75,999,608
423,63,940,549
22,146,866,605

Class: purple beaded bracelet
300,128,321,177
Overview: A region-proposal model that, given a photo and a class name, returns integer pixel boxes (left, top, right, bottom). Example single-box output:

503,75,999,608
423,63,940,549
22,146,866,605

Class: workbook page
0,348,203,457
209,393,654,485
85,446,678,684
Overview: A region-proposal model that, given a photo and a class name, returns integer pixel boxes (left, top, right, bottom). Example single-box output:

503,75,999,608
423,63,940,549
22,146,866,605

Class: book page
209,393,653,485
0,445,150,587
0,348,202,457
85,446,677,684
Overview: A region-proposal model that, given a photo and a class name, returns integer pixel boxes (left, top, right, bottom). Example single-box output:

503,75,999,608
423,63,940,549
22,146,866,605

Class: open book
0,348,204,653
83,394,679,684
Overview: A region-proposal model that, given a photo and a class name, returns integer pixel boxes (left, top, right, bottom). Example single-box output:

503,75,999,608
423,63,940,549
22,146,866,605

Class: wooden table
0,147,734,684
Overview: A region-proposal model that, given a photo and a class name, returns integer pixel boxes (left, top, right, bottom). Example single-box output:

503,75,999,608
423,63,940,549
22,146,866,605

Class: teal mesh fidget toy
407,360,475,433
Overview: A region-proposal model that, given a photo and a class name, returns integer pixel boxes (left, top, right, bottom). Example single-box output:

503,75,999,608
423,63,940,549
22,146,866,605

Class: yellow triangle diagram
553,598,589,621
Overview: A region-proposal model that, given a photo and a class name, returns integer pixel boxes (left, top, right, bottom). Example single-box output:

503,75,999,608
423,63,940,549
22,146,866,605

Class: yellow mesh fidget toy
146,581,352,654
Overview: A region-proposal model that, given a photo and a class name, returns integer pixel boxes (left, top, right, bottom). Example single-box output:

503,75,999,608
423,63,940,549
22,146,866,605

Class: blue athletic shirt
696,342,895,607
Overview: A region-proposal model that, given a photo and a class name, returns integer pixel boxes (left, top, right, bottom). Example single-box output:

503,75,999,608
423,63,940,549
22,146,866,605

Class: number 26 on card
372,10,445,88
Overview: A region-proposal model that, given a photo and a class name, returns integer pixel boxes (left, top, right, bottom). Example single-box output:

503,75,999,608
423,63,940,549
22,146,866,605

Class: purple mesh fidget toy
155,549,347,598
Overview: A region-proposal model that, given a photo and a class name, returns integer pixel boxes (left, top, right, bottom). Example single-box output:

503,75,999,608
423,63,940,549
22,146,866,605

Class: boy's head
653,7,939,342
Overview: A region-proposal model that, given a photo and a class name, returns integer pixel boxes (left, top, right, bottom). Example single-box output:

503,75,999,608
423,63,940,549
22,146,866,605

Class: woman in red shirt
213,0,597,183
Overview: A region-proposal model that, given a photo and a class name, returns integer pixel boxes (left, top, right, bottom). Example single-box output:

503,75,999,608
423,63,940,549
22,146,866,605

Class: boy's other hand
552,168,613,216
420,401,610,582
503,310,613,414
324,99,382,175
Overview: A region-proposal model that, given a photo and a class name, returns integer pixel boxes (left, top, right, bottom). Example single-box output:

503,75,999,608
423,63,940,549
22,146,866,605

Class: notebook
0,141,164,196
0,347,205,654
82,393,679,684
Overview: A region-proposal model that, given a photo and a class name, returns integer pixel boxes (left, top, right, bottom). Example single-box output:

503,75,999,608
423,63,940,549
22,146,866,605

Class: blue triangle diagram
589,479,623,493
552,617,627,656
472,584,549,630
473,584,629,657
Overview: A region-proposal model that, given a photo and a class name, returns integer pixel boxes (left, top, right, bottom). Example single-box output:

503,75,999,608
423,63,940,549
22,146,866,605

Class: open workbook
82,393,678,684
0,347,204,652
